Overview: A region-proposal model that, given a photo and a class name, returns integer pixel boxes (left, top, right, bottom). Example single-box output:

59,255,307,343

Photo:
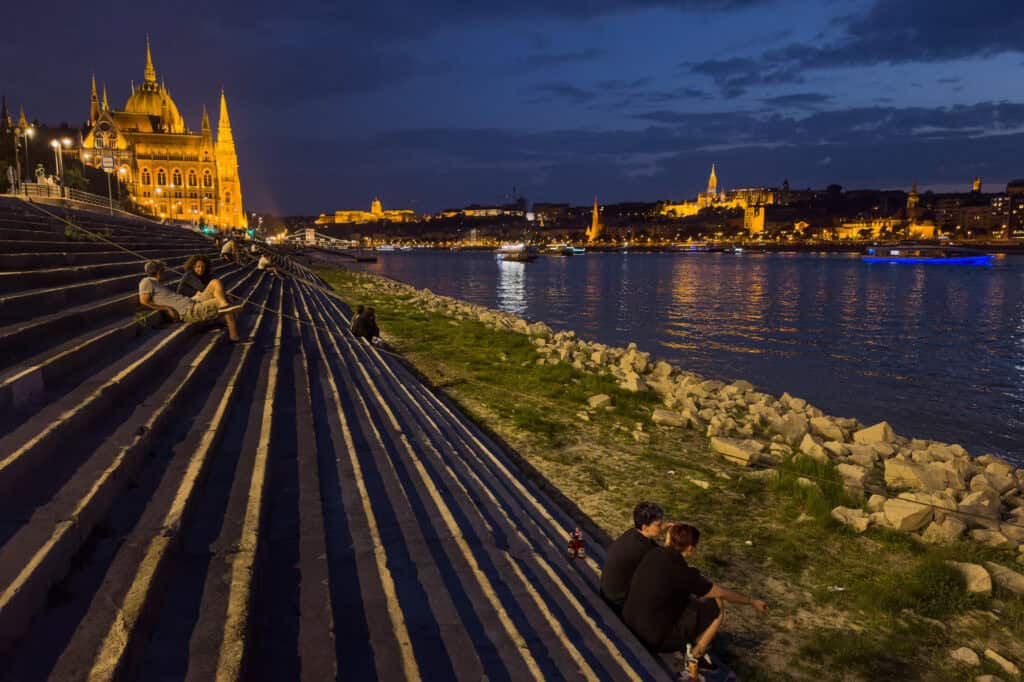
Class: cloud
520,48,606,70
687,0,1024,95
761,93,833,108
529,82,598,104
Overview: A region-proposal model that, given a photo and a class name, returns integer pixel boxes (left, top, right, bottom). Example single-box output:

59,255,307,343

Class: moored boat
495,243,539,262
861,245,993,265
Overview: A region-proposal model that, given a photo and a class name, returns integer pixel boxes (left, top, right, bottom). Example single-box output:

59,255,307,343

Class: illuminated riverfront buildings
77,38,246,229
316,197,417,225
586,196,602,242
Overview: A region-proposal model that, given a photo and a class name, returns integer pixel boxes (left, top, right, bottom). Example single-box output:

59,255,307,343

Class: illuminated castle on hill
661,165,775,218
78,37,246,229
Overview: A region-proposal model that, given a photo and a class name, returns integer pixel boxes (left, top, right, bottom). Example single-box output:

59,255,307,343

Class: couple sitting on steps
600,502,769,681
138,257,250,344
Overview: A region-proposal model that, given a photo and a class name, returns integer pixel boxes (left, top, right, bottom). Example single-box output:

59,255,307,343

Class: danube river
351,250,1024,463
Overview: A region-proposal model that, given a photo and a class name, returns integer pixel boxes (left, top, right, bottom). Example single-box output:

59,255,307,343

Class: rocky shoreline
340,270,1024,571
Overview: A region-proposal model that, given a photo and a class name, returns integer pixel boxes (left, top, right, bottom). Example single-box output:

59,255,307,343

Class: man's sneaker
219,304,244,315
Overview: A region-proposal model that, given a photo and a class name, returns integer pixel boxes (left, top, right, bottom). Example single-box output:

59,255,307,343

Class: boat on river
543,244,587,256
861,245,993,265
495,243,538,262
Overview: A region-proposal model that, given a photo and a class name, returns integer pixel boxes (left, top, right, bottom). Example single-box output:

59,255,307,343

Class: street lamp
49,140,61,185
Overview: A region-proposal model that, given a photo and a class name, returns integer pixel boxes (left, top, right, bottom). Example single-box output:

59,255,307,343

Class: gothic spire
201,104,211,135
102,83,109,111
1,95,10,128
217,88,235,148
17,105,28,129
144,34,157,83
90,73,100,123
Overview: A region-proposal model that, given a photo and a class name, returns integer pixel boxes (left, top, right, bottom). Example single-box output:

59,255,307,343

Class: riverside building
76,38,246,229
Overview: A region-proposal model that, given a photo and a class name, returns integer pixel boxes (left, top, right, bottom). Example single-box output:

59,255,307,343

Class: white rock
587,394,612,409
970,529,1015,549
824,441,849,458
632,430,650,443
709,437,764,466
984,649,1020,677
922,518,967,544
619,371,647,393
945,562,992,594
837,463,868,490
866,494,887,513
883,493,934,531
950,646,980,666
689,478,711,490
799,434,829,463
831,506,869,533
810,416,845,442
771,412,808,446
985,562,1024,595
853,421,897,444
651,409,686,428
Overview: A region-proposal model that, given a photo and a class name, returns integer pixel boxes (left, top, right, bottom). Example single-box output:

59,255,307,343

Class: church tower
1,95,11,129
215,89,246,228
89,74,100,124
707,164,718,197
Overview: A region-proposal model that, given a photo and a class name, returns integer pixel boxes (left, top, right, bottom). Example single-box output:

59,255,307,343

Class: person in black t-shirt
600,501,667,613
623,524,768,680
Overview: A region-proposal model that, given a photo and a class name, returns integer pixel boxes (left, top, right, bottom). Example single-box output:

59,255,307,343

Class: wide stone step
45,278,280,681
0,256,196,323
0,266,256,426
0,246,207,270
0,253,215,295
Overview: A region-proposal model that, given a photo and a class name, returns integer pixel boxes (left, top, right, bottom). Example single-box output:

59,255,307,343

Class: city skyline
3,0,1024,214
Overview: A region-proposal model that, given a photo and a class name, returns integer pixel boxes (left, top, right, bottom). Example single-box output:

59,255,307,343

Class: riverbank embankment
317,263,1024,681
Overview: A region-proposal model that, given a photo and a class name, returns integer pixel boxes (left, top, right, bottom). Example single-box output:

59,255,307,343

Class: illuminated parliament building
78,38,246,229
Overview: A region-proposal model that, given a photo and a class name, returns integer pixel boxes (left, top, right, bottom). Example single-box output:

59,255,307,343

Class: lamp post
19,126,34,184
49,140,61,192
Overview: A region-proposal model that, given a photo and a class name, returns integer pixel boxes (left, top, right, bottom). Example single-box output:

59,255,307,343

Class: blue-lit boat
862,245,993,265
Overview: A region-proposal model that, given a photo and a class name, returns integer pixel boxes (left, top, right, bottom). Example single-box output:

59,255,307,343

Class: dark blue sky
5,0,1024,214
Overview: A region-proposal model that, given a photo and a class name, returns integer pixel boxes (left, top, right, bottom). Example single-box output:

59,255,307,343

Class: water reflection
355,251,1024,462
496,260,527,315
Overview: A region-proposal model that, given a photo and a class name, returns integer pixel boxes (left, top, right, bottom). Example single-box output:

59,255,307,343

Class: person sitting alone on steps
220,238,238,264
600,501,667,614
139,260,246,343
257,252,281,278
351,306,380,344
350,305,365,333
623,524,769,680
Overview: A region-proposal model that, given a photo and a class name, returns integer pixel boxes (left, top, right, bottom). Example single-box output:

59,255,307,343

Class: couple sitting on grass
600,502,769,681
138,258,250,344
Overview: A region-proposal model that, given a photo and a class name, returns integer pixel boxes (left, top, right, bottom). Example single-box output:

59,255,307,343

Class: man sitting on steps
138,260,247,343
623,523,769,680
600,501,667,614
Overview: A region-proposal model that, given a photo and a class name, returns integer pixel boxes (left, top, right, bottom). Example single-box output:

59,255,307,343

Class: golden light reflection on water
357,250,1024,460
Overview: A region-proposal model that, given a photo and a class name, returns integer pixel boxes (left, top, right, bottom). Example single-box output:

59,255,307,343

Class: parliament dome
124,82,185,133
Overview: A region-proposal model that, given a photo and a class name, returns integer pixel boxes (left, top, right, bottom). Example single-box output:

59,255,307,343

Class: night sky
5,0,1024,214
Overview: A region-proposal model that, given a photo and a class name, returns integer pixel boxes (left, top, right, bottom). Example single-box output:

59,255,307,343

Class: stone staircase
0,197,670,681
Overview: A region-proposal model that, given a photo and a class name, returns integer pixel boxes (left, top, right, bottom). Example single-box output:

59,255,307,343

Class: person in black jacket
600,502,666,614
177,255,213,298
623,524,768,679
352,306,380,343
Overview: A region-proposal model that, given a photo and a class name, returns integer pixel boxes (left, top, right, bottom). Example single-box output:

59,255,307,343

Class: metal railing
5,182,136,217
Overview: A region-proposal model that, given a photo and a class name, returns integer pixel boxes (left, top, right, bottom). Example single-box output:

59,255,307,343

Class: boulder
866,494,887,513
984,650,1020,677
772,412,808,445
836,463,868,490
632,430,650,443
831,506,869,533
883,493,934,531
799,434,829,464
710,437,764,466
871,442,897,458
810,416,846,442
884,456,925,489
853,421,897,445
985,562,1024,595
984,471,1017,495
619,371,648,393
970,530,1015,549
587,394,612,409
652,409,686,428
651,360,673,379
974,675,1006,682
1001,522,1024,545
950,646,980,666
679,409,704,430
945,562,992,594
958,488,1002,525
921,518,967,544
823,441,849,458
